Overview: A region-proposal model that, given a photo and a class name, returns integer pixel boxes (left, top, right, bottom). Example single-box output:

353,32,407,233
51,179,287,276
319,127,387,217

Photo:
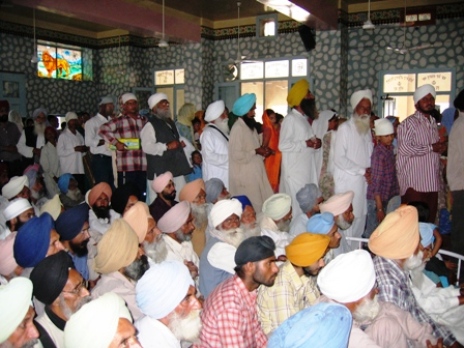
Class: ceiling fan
362,0,375,30
158,0,169,48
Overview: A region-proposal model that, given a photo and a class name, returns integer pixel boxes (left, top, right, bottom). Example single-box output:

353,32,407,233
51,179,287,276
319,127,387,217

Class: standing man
279,79,321,217
228,93,273,213
85,96,115,188
17,107,48,165
99,93,147,201
0,100,22,177
397,84,446,223
332,90,373,251
141,93,191,204
201,100,230,188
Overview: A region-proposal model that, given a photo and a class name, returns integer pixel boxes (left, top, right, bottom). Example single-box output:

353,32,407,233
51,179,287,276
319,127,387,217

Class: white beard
34,122,46,135
66,188,83,202
217,227,246,248
143,236,168,263
352,295,381,323
191,203,208,228
241,223,261,238
335,215,352,230
276,219,291,233
168,309,202,343
213,118,230,135
353,113,370,135
403,251,424,271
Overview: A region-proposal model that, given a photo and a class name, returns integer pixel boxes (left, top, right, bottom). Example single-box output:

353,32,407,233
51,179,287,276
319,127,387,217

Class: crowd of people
1,81,464,348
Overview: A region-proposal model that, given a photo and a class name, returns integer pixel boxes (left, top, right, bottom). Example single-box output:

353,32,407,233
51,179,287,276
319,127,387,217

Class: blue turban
419,222,435,248
58,174,74,194
268,302,352,348
232,93,256,117
232,195,253,210
296,184,321,213
56,203,89,241
205,178,225,203
306,212,335,235
14,213,55,268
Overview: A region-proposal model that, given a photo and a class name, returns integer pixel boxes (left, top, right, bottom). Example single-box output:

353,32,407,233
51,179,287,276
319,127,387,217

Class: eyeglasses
62,280,88,295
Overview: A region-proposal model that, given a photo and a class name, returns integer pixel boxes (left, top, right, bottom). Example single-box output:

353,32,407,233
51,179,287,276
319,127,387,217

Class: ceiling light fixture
31,8,38,64
158,0,169,48
256,0,310,23
362,0,375,30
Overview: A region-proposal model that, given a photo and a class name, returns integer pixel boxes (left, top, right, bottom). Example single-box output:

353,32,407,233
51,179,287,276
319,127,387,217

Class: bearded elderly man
149,171,178,222
136,261,202,348
2,175,30,202
91,219,149,321
228,93,273,213
57,174,83,210
2,198,34,238
333,90,373,252
205,178,230,204
141,93,191,204
0,278,40,348
87,182,119,235
257,232,330,334
30,251,91,348
17,107,47,164
289,184,323,238
369,206,460,347
279,79,321,217
65,292,142,348
397,84,446,223
233,195,261,238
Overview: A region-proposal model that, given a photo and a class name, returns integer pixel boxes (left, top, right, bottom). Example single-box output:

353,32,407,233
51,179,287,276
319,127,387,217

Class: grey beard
59,293,91,320
191,203,208,228
0,339,40,348
175,228,192,242
156,109,172,120
217,227,245,248
143,237,168,263
353,113,370,135
276,219,291,233
31,188,44,201
335,215,352,230
352,295,380,323
66,188,83,202
213,118,230,135
123,255,149,281
241,223,261,238
167,309,202,343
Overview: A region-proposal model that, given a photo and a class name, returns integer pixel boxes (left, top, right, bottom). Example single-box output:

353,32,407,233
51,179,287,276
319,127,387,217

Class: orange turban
368,206,419,260
88,182,112,207
285,233,330,267
179,179,205,203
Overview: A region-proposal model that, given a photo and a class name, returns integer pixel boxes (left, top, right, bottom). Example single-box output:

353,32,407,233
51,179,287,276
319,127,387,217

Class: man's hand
426,338,443,348
97,139,105,146
364,167,372,184
432,142,447,154
376,209,385,223
115,141,126,151
32,148,41,156
166,140,181,150
184,260,198,278
74,145,88,153
306,138,322,149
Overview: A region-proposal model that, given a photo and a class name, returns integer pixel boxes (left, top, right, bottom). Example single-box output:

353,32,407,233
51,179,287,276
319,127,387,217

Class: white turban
374,118,394,136
99,96,114,106
148,93,168,110
319,191,354,216
350,89,373,111
0,277,33,343
318,249,376,303
136,260,194,319
64,292,132,348
210,198,242,228
2,175,29,200
40,194,62,220
262,193,292,220
157,201,190,233
65,112,78,123
3,198,32,221
32,107,47,119
205,100,225,122
413,84,436,104
121,93,137,104
152,171,173,193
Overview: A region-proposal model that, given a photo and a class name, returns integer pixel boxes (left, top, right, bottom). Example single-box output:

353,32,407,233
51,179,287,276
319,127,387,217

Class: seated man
306,212,341,263
205,178,230,204
0,232,22,282
200,236,279,347
65,292,142,348
0,278,39,348
57,174,83,210
141,214,167,264
136,260,202,347
111,182,140,216
23,164,47,209
289,184,323,238
2,175,30,202
87,182,118,235
233,195,260,238
149,171,178,222
257,232,330,334
3,198,35,237
40,194,63,221
30,251,91,348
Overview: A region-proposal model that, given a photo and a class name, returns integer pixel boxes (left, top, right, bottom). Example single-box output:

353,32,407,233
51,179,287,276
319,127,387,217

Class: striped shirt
396,111,441,195
367,143,399,201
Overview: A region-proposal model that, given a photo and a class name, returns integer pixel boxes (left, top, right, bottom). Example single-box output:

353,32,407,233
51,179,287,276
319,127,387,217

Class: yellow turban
179,179,205,203
287,79,310,107
368,206,419,260
285,233,330,267
94,219,139,274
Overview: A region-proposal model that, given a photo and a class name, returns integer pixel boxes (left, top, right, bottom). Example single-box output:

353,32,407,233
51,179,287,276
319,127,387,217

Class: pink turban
179,179,205,203
0,232,19,276
157,201,190,233
123,202,149,243
319,191,354,216
152,171,173,193
88,182,112,207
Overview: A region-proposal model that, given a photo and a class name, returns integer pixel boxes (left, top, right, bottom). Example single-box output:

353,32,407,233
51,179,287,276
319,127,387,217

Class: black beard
161,191,176,201
242,115,257,130
123,255,149,281
0,115,8,123
92,205,110,220
300,98,317,120
14,218,27,232
69,239,89,257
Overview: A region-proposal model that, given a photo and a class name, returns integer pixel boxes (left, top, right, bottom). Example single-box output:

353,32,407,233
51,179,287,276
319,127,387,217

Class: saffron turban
368,205,419,260
88,182,112,207
205,100,225,122
262,193,292,220
32,107,47,119
232,93,256,117
209,198,242,228
268,302,352,348
152,171,173,193
121,93,137,104
148,93,168,110
0,232,18,277
419,222,435,248
2,175,29,200
40,194,62,220
157,201,190,233
3,198,32,221
55,203,89,241
414,84,436,104
136,260,194,319
285,233,330,267
14,213,54,268
123,202,149,243
306,213,335,235
94,219,139,274
296,184,321,214
235,235,276,266
205,178,225,203
319,191,354,216
374,118,394,136
58,173,74,194
99,96,114,106
179,179,205,203
0,277,33,344
287,79,310,108
65,112,78,123
318,249,376,303
232,195,253,210
350,89,373,111
64,292,132,348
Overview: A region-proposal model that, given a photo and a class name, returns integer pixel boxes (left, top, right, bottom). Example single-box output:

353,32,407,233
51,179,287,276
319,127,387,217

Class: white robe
17,130,45,158
56,128,85,175
200,124,229,188
279,109,318,217
136,316,181,348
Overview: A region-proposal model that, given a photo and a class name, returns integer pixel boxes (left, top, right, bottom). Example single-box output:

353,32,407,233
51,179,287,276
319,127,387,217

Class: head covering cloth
121,93,137,104
88,182,112,207
234,235,275,266
179,179,205,203
148,93,168,110
99,96,114,106
319,191,354,216
205,100,225,122
65,112,78,123
58,174,75,194
262,193,292,220
157,201,190,233
285,233,330,267
209,198,242,228
419,222,435,248
306,212,335,235
32,107,48,120
2,175,29,200
123,202,149,243
0,232,19,276
3,198,32,221
232,93,256,117
205,178,225,203
177,103,196,125
350,89,373,111
111,183,140,215
287,79,310,108
40,194,62,220
413,84,436,104
296,184,321,214
232,195,253,210
374,118,394,136
55,203,89,241
152,171,173,193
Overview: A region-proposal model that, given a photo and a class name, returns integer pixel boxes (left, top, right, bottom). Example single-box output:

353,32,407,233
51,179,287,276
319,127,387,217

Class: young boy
364,118,399,237
186,150,203,182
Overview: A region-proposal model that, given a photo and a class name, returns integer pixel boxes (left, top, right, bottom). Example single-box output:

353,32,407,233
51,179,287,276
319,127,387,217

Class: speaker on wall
298,25,316,52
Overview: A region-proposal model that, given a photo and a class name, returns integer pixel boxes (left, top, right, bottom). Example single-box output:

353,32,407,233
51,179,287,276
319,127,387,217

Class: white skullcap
350,89,373,111
148,93,168,110
40,194,62,220
205,100,225,122
99,96,114,106
2,175,29,200
319,191,354,216
374,118,394,136
262,193,292,220
121,93,137,104
414,84,436,104
0,277,33,343
65,292,132,348
318,249,375,303
152,171,173,193
136,260,194,319
3,198,32,221
65,112,78,123
210,198,242,228
157,201,191,233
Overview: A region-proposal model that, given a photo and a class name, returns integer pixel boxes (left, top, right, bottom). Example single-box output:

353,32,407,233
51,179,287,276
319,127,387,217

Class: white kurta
163,235,200,268
136,316,181,348
17,130,45,158
289,213,309,239
56,128,85,175
84,113,112,156
88,209,120,235
200,124,229,188
259,215,291,257
40,142,61,198
279,109,318,217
